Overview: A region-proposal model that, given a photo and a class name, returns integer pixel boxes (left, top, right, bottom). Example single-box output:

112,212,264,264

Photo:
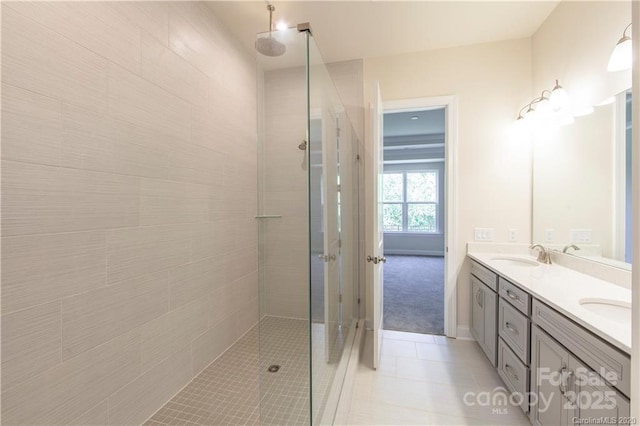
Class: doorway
381,107,446,335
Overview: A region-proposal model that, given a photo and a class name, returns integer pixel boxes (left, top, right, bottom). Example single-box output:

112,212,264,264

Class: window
382,171,439,233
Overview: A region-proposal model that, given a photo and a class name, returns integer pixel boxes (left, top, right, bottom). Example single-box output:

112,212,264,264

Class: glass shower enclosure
255,25,361,425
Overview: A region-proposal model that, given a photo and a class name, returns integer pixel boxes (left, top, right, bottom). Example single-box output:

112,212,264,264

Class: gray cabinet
468,256,632,425
531,325,630,426
470,268,498,367
530,325,571,426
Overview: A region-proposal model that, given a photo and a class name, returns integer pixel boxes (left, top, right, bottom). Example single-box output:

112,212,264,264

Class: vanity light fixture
513,80,573,134
608,23,632,72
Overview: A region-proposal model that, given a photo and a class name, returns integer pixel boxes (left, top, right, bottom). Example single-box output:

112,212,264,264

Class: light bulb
535,98,553,117
550,81,570,112
608,36,632,72
276,21,288,31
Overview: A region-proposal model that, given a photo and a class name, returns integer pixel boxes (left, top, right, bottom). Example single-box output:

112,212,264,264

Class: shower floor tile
144,317,310,426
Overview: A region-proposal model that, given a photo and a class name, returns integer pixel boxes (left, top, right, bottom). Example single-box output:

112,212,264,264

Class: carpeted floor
383,255,445,335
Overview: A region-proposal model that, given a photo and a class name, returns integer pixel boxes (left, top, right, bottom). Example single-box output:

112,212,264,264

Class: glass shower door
256,25,360,425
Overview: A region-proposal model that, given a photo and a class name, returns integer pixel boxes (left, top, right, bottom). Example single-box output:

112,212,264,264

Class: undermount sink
579,298,631,323
490,256,540,267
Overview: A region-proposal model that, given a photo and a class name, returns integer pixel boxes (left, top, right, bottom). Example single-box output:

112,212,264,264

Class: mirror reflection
533,90,632,268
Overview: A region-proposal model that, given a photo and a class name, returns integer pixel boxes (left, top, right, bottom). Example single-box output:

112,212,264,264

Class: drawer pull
505,364,519,381
505,322,519,335
506,290,520,301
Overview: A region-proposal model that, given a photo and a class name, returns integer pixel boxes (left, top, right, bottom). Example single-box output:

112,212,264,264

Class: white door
369,81,385,369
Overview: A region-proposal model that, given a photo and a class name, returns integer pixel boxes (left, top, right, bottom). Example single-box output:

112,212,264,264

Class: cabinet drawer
532,299,631,397
498,338,529,413
499,299,530,364
471,260,498,291
499,277,530,315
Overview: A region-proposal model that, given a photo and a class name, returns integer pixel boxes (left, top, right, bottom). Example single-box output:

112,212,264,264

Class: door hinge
356,154,360,160
357,298,361,304
339,294,342,303
338,239,342,249
336,127,341,137
337,184,341,192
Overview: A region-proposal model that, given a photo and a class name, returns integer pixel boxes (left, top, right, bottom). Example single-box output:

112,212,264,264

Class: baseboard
383,249,445,256
333,320,364,425
456,325,474,340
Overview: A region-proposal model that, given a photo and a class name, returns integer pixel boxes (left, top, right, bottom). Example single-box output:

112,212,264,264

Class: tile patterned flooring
145,317,310,426
345,330,532,425
145,320,530,425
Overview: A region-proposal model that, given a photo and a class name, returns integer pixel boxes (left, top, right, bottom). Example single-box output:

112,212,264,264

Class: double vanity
468,250,631,425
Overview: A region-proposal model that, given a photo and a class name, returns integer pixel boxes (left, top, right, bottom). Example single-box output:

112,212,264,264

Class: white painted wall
363,38,533,331
532,1,631,108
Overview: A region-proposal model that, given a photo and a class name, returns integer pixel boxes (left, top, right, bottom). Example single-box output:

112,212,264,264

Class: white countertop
467,252,632,355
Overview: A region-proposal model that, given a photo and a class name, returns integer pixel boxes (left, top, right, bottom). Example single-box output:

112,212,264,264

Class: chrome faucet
530,244,552,264
562,244,580,254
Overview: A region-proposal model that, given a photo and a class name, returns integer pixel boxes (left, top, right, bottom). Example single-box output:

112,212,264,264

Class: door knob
366,255,379,264
379,256,386,263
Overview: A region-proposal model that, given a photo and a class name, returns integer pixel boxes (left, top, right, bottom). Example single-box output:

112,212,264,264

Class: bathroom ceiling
208,1,560,63
384,109,445,138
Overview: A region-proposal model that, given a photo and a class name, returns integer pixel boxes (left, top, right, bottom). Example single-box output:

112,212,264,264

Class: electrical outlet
474,227,494,242
508,229,518,242
545,229,554,242
570,229,592,243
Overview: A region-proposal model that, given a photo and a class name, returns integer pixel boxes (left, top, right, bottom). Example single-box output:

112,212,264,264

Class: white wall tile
7,2,141,74
140,178,208,226
141,31,209,108
191,220,237,261
169,256,222,310
1,1,258,423
223,246,258,284
106,224,192,284
168,6,225,86
141,299,208,372
1,83,63,166
191,316,235,375
107,62,191,142
110,2,169,47
2,5,108,112
168,141,227,186
108,346,192,426
61,104,169,179
2,231,106,313
2,161,140,236
1,301,62,389
61,270,169,360
68,400,109,426
2,330,141,425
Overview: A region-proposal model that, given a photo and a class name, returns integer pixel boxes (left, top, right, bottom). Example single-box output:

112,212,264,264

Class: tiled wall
261,66,309,320
260,60,364,321
1,2,257,424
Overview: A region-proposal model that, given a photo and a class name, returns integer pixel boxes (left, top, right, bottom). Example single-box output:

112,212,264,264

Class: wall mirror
531,2,632,270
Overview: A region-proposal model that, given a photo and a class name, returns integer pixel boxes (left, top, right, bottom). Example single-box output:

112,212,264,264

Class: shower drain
267,364,281,373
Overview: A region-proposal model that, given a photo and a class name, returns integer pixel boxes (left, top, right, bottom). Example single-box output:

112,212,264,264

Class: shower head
255,37,286,57
255,4,286,57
